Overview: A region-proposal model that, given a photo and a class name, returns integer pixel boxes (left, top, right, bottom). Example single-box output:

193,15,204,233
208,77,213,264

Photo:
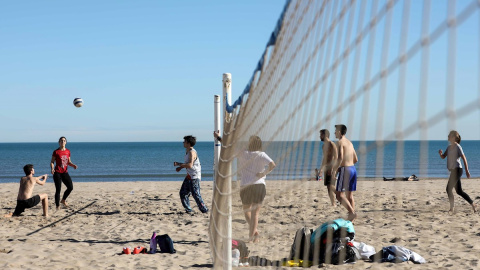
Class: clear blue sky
0,1,285,142
1,1,479,143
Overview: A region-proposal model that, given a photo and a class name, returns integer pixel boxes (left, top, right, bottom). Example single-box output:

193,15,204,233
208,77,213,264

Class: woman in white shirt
438,130,477,214
238,136,276,243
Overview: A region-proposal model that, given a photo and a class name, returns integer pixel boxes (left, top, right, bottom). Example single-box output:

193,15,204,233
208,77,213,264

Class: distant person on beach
238,136,276,243
174,135,209,214
317,129,338,207
50,136,77,210
438,130,477,214
4,164,49,217
333,124,358,221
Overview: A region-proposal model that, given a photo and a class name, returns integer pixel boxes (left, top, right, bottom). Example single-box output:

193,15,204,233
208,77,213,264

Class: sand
1,178,479,269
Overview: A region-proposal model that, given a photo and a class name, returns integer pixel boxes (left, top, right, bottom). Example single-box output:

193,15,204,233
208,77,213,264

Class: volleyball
73,98,83,108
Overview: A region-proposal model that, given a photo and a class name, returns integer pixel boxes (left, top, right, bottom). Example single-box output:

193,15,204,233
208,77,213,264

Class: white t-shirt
444,143,464,170
238,151,273,187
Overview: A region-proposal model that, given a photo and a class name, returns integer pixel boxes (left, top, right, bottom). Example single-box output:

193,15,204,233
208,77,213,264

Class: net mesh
210,0,480,267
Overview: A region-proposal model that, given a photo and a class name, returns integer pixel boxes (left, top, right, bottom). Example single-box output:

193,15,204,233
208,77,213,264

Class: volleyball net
209,0,480,268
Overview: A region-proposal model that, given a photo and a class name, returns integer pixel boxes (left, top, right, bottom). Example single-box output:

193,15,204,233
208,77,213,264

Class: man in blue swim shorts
333,124,358,222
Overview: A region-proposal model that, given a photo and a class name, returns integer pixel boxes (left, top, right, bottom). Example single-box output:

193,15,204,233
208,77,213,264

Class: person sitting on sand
333,124,358,222
438,130,477,214
5,164,49,217
238,136,276,243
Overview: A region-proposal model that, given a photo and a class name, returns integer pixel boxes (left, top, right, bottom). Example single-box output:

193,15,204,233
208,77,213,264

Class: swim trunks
336,166,357,192
13,195,41,216
323,170,335,186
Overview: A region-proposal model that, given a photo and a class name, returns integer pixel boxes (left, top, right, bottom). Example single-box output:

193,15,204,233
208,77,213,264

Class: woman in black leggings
438,130,477,214
50,137,78,210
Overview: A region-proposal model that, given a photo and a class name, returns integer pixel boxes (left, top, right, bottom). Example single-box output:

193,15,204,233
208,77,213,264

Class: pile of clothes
285,218,426,266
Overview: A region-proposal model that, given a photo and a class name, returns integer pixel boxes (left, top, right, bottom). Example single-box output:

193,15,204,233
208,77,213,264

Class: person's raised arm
214,130,222,142
36,174,48,186
461,154,471,178
438,149,447,159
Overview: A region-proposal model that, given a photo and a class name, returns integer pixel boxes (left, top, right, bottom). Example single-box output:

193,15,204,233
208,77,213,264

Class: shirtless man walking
333,124,358,221
318,129,338,207
4,164,49,217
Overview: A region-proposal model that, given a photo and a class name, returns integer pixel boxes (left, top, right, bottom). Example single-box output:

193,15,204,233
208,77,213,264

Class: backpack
311,220,357,265
156,234,176,254
288,227,312,261
330,241,359,265
232,239,249,264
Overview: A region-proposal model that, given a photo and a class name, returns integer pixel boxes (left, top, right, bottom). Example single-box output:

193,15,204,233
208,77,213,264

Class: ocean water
1,141,479,183
0,142,212,183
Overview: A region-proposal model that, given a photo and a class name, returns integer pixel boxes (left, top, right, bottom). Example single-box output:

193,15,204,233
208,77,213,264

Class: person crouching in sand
4,164,49,217
438,130,477,214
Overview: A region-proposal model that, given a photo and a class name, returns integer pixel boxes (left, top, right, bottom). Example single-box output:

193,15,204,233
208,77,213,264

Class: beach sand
1,179,479,269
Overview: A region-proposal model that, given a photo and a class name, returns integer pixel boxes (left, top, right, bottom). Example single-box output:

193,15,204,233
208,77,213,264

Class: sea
1,141,480,183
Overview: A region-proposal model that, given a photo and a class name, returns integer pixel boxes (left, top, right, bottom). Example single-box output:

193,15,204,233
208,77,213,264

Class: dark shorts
13,195,41,216
240,184,266,205
323,172,335,186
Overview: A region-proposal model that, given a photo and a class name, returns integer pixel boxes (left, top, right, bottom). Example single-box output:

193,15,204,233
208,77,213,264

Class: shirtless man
333,124,358,221
318,129,338,207
5,164,49,217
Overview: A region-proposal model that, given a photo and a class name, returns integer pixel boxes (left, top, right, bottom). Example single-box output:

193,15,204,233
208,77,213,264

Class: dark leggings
447,168,473,204
54,172,74,207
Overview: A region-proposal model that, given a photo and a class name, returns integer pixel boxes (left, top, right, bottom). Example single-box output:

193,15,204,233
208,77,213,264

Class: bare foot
4,213,13,218
347,212,357,222
448,208,455,215
247,232,261,243
61,200,69,208
252,232,260,243
42,214,49,218
472,203,477,213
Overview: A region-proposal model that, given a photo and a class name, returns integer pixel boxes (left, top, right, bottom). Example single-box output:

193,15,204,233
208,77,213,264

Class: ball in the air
73,98,83,108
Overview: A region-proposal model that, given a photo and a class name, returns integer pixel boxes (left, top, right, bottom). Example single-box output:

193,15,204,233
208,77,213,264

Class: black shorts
13,195,41,216
323,172,335,186
240,184,266,205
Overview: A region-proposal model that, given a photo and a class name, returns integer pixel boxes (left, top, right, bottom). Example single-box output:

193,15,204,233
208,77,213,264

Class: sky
0,1,286,142
1,1,479,143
